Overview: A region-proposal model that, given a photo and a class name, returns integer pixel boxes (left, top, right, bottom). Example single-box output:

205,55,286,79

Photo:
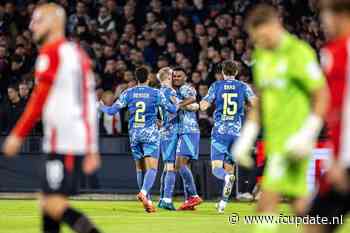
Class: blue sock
141,168,157,195
182,178,188,201
179,166,197,197
136,170,143,191
212,167,228,180
164,171,176,200
159,169,167,200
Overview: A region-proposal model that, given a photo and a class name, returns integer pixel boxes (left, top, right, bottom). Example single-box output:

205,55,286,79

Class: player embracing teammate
100,66,178,213
157,67,201,210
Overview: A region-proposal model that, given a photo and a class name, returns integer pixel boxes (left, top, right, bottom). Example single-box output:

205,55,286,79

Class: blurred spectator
0,0,327,136
18,81,30,103
68,1,90,34
97,6,115,33
0,85,25,134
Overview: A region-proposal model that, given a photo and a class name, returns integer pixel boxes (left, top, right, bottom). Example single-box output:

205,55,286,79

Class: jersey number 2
135,101,146,123
222,93,238,116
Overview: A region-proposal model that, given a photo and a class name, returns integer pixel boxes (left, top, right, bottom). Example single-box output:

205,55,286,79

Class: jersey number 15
222,93,238,116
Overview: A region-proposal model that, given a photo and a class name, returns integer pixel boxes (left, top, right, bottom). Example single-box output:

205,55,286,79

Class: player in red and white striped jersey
306,1,350,233
2,4,101,233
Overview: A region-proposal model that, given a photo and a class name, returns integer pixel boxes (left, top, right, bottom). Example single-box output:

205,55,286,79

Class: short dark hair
320,0,350,13
245,4,279,30
172,66,187,75
222,60,239,77
135,66,149,84
8,84,19,92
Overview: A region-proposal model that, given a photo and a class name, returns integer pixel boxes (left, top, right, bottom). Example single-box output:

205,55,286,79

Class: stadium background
0,0,328,198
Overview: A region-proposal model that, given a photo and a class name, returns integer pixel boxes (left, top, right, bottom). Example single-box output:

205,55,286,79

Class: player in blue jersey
172,67,203,210
200,61,256,213
157,67,199,210
100,67,177,213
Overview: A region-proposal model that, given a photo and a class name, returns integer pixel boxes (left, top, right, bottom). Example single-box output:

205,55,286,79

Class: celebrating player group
2,1,350,233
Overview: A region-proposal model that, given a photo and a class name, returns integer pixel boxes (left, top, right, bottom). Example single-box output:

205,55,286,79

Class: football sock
61,207,100,233
159,168,167,200
212,167,227,180
163,171,176,202
43,213,60,233
179,166,197,197
136,170,143,191
183,179,188,201
141,168,157,195
222,174,234,202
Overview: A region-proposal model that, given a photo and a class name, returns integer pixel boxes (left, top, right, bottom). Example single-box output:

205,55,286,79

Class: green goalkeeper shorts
261,153,310,198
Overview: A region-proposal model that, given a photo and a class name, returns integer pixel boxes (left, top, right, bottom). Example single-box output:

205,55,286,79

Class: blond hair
157,67,173,82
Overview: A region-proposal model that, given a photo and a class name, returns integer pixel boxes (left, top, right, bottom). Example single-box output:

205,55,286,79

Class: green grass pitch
0,200,349,233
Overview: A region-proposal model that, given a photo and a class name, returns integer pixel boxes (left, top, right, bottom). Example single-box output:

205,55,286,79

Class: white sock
219,200,227,207
224,174,234,183
163,198,172,203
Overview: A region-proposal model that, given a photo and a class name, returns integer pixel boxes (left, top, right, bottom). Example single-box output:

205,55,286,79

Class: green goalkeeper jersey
252,31,325,155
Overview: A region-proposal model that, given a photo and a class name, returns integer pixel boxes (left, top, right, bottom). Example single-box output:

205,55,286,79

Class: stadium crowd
0,0,324,136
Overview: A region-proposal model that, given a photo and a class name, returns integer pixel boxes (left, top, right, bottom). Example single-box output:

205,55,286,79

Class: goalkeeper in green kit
231,4,330,233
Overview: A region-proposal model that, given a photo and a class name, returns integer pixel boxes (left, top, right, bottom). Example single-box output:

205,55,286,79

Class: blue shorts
129,128,160,161
211,134,238,164
160,133,178,163
131,142,160,161
176,133,200,160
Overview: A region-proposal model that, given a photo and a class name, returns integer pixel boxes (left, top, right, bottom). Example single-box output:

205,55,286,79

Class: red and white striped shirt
321,34,350,167
13,38,98,155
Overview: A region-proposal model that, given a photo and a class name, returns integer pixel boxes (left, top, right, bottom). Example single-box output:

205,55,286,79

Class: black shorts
42,153,83,196
307,169,350,233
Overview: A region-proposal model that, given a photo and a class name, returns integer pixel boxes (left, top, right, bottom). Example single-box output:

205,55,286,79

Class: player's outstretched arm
200,82,215,111
231,96,260,168
99,90,128,115
160,92,178,114
178,97,196,109
185,103,199,112
99,101,121,115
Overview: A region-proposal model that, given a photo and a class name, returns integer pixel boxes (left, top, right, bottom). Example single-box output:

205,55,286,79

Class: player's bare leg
211,160,235,213
253,189,280,233
305,225,328,233
176,156,202,210
158,163,176,210
291,197,309,217
40,194,99,233
137,157,158,213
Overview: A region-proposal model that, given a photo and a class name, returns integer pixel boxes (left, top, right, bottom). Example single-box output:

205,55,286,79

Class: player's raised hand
83,152,101,175
2,135,23,158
